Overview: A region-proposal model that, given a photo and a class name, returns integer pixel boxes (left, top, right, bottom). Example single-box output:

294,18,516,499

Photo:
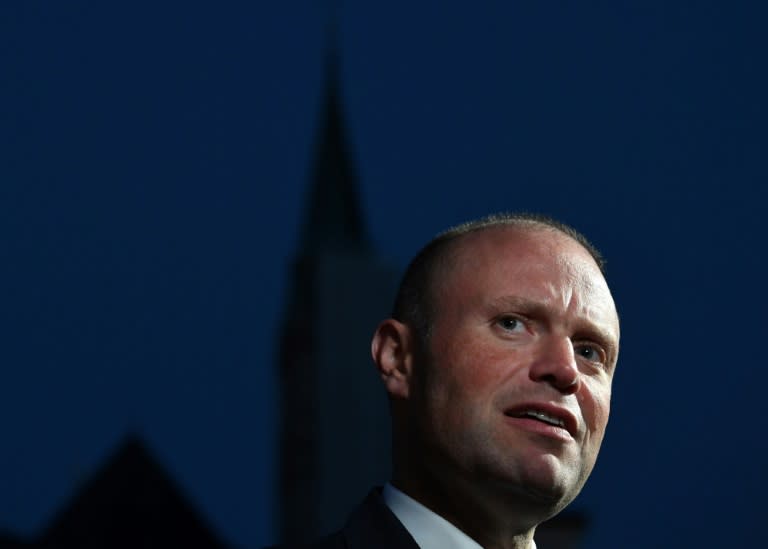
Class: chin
490,457,582,511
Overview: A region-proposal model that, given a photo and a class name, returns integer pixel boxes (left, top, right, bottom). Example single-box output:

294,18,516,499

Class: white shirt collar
382,483,536,549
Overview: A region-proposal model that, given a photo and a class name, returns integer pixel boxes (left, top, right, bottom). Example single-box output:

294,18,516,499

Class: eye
496,316,526,333
575,343,606,365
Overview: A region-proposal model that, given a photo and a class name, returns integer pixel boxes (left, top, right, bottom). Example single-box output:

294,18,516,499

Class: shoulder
265,488,418,549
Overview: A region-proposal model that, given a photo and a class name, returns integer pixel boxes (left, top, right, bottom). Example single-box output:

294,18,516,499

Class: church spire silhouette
298,38,369,257
276,32,397,544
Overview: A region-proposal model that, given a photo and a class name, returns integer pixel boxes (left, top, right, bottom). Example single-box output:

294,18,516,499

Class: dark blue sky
2,2,766,548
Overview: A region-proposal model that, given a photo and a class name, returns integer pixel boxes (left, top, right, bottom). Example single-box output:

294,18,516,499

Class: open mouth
506,409,565,428
503,404,577,439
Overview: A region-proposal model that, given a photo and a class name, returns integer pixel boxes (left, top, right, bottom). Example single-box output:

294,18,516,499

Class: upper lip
503,402,579,438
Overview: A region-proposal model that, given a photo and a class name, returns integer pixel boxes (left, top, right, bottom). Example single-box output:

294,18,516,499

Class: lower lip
503,415,574,442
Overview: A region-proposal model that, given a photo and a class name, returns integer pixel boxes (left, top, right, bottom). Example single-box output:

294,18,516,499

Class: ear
371,319,415,400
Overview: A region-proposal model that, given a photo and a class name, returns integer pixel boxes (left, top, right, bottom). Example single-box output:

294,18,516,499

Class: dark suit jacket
267,488,419,549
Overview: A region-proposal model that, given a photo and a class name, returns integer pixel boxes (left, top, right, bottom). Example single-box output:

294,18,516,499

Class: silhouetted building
0,436,228,549
276,55,398,543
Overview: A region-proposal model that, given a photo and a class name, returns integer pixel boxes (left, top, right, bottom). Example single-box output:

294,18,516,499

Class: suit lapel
342,488,420,549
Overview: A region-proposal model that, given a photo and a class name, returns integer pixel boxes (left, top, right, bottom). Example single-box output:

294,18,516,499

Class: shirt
382,483,536,549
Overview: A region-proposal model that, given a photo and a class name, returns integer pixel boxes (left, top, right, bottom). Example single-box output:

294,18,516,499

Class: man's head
371,214,620,539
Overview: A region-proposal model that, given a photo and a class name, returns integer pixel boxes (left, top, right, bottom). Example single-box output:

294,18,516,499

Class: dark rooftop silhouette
0,436,229,549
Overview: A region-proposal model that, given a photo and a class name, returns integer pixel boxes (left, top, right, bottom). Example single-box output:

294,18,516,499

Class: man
274,213,620,549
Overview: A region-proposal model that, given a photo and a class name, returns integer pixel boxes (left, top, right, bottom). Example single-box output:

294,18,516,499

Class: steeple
276,31,397,544
298,47,370,257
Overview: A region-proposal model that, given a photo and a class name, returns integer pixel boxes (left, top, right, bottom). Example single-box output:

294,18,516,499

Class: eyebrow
486,295,552,318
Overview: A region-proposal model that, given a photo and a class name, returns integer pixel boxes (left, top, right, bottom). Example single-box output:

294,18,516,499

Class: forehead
444,225,596,275
437,226,619,336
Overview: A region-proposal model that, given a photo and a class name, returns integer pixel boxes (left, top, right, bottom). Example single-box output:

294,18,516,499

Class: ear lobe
371,319,414,399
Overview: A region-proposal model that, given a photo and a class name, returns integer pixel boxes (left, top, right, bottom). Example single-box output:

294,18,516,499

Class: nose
529,335,580,394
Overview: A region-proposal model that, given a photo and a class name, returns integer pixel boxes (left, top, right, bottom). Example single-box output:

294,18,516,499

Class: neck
392,462,543,549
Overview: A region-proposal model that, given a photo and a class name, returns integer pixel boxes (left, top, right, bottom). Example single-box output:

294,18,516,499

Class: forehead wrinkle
486,295,557,320
554,248,618,329
490,286,614,336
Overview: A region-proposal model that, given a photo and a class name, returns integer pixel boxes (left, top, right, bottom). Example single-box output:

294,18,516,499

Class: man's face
410,227,619,509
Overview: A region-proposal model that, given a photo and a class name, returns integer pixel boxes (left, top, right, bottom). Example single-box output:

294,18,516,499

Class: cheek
426,325,518,417
438,342,509,401
578,381,612,434
425,349,502,425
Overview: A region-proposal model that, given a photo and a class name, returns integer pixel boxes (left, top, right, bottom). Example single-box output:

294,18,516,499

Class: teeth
524,410,565,427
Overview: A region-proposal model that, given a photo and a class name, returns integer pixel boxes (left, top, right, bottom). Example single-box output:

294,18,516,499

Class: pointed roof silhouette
39,435,227,549
298,49,370,257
